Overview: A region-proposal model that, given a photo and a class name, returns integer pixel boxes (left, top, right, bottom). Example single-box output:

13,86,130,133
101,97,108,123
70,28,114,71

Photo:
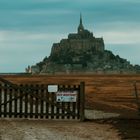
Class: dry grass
1,74,140,118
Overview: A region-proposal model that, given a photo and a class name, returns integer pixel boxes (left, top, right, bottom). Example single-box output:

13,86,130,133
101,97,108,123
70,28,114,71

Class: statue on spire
78,13,84,33
80,13,82,25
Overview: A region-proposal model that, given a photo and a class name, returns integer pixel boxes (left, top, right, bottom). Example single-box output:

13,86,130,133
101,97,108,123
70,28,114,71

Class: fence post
80,82,85,121
133,81,140,114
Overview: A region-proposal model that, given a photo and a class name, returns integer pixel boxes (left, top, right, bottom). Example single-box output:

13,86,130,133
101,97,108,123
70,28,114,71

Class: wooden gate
0,77,85,121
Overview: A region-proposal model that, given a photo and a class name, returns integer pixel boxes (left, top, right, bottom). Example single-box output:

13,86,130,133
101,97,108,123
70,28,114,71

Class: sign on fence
56,91,77,102
48,85,58,92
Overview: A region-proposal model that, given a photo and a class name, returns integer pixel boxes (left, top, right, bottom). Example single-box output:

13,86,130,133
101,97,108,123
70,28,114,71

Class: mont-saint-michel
30,15,140,74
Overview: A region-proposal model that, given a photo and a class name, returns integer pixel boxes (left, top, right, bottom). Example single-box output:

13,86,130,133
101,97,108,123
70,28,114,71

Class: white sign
48,85,58,92
56,91,77,102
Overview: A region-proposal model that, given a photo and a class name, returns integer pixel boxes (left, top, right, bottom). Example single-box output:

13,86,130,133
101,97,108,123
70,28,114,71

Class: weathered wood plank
24,84,28,118
72,85,76,119
56,85,60,119
35,84,39,118
46,87,49,119
19,84,23,118
0,83,2,117
14,88,18,118
51,92,55,119
9,88,13,118
40,85,44,119
4,84,7,117
77,85,80,119
30,84,34,118
61,85,65,119
67,85,71,119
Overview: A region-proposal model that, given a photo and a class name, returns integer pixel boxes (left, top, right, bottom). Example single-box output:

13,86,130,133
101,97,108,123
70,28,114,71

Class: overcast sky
0,0,140,72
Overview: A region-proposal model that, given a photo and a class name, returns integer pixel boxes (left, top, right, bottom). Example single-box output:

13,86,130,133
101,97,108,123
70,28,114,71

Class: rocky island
30,15,140,74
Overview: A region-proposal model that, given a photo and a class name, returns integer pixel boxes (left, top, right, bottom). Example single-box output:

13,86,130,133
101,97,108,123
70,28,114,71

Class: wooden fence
0,77,85,121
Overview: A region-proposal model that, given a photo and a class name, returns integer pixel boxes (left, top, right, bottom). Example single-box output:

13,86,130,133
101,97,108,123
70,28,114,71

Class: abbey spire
78,13,84,33
80,13,82,25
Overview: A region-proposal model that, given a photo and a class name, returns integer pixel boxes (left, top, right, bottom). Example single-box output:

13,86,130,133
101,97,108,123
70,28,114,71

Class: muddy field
0,74,140,140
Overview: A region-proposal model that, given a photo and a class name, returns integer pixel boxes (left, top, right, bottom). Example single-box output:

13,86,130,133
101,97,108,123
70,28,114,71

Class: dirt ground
0,109,122,140
0,111,140,140
0,118,121,140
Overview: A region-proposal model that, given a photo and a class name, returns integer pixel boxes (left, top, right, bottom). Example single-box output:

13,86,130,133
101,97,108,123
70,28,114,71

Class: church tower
78,14,84,33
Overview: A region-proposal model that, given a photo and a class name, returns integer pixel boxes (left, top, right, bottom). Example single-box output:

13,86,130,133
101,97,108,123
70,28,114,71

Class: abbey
30,15,140,74
51,14,104,59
